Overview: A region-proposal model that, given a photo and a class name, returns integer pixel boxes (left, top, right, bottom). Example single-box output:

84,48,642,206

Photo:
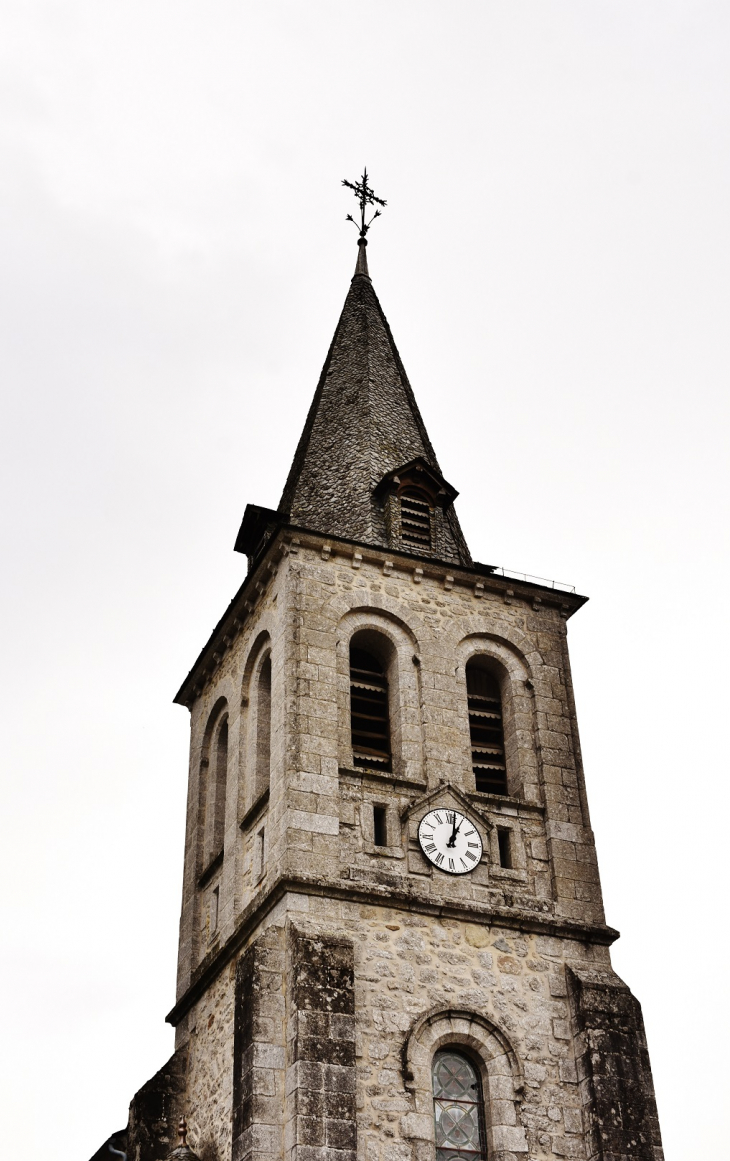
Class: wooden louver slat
400,492,432,549
350,647,392,771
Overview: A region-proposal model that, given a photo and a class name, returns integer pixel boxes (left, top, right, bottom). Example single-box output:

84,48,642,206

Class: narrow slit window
350,646,392,772
433,1049,488,1161
256,826,266,881
466,662,507,796
373,805,388,847
497,828,512,869
400,489,432,550
210,885,219,934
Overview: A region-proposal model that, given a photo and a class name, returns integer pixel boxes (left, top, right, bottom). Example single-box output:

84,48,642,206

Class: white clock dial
417,808,483,874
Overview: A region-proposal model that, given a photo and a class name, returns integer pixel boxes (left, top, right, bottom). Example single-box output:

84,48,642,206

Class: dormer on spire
374,457,460,558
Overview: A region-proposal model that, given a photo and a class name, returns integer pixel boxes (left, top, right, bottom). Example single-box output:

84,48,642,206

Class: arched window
400,488,432,550
255,653,272,796
466,659,507,796
209,715,228,857
350,642,391,771
432,1049,488,1161
199,702,228,869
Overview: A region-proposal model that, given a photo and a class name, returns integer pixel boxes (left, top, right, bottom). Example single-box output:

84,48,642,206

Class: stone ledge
467,790,545,817
240,788,270,832
197,848,224,889
339,766,427,792
166,872,620,1029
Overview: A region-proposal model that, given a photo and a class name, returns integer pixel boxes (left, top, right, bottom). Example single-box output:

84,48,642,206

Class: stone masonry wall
286,927,357,1161
568,968,662,1161
288,895,609,1161
126,1046,188,1161
176,892,662,1161
184,963,237,1161
232,925,287,1161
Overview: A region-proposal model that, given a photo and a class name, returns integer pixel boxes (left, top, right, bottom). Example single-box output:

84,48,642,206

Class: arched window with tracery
350,638,392,772
432,1049,488,1161
466,658,507,796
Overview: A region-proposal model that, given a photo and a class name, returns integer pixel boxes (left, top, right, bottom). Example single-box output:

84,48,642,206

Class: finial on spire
342,169,386,239
178,1117,188,1147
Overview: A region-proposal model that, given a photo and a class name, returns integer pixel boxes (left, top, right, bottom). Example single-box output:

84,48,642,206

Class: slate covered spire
277,240,471,566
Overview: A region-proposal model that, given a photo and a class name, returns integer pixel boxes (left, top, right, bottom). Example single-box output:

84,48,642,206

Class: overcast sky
1,3,728,1159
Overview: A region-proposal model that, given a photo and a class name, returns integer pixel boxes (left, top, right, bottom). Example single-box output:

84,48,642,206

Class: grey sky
1,3,728,1158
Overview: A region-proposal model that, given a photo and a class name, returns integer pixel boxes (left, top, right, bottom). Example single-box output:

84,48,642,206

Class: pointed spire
277,261,471,566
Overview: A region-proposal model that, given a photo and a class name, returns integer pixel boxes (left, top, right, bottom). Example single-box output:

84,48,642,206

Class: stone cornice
165,870,619,1028
174,524,588,709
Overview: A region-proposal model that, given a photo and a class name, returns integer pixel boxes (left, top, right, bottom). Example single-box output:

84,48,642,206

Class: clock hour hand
447,813,461,848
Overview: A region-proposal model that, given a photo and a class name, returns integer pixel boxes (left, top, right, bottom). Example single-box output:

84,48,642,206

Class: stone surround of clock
98,236,664,1161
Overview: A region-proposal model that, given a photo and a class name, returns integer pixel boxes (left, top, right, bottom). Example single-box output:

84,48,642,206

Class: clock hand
447,813,459,848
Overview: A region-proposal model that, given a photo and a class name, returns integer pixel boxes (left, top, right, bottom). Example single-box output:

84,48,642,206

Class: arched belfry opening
466,657,507,796
349,632,392,772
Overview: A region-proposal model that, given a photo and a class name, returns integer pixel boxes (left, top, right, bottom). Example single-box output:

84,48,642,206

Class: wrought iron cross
342,169,386,237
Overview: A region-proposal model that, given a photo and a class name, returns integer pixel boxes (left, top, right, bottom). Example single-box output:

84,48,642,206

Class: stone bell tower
108,184,663,1161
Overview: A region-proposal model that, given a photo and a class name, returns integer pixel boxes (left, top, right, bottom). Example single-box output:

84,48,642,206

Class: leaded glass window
432,1050,487,1161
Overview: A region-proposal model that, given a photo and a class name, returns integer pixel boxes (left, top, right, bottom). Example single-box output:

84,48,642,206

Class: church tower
116,181,663,1161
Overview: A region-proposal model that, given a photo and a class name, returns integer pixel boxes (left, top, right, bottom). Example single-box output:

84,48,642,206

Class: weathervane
342,169,386,238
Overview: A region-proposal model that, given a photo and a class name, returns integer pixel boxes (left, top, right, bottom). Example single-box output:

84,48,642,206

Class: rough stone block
490,1124,528,1152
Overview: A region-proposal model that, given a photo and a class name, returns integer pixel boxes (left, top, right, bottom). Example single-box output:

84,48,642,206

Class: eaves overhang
233,503,280,556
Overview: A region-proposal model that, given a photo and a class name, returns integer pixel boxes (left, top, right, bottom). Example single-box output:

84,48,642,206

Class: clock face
417,809,483,875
